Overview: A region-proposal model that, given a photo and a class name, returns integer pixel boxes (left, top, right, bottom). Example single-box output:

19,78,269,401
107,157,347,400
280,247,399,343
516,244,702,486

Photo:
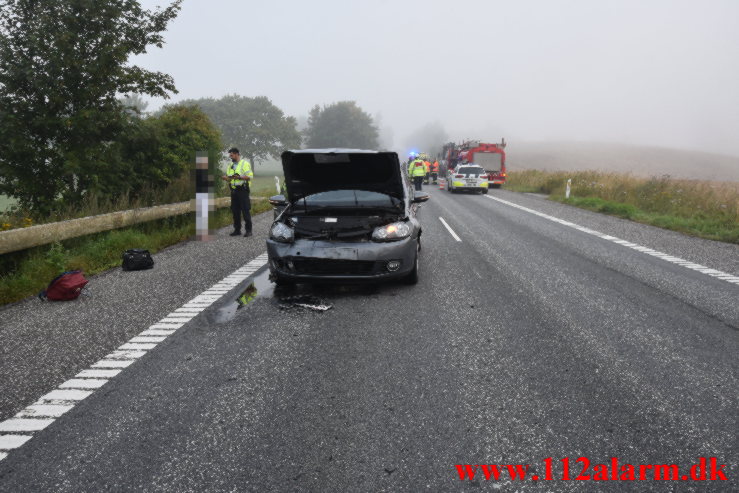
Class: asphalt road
0,187,737,491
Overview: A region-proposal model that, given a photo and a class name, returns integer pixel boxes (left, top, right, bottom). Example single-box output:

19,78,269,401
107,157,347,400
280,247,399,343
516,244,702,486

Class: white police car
447,165,489,194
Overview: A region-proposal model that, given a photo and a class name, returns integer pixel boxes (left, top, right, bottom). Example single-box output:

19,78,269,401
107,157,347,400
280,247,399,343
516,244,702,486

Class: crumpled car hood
281,149,406,203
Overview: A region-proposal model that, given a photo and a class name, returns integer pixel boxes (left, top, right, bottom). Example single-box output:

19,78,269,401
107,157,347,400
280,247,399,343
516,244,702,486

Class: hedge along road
0,188,737,491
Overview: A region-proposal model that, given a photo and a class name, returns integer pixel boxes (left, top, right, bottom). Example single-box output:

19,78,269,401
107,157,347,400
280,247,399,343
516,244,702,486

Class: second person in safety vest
430,160,439,184
408,158,426,191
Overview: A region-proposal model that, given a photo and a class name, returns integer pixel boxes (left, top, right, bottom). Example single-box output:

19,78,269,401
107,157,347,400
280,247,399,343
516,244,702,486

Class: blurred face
229,152,239,161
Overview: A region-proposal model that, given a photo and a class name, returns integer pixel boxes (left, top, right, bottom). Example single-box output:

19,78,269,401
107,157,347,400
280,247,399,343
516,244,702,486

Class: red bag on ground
39,271,88,301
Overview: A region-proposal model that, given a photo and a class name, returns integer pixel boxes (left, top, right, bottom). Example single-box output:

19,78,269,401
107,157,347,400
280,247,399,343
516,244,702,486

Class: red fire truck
441,139,507,188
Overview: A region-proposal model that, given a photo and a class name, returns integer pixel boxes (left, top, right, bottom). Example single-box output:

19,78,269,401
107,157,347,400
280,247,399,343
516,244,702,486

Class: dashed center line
0,252,269,462
484,195,739,285
439,216,462,242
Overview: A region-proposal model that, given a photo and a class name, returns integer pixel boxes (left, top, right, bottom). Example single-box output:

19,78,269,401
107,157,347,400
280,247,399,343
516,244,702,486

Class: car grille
287,258,379,276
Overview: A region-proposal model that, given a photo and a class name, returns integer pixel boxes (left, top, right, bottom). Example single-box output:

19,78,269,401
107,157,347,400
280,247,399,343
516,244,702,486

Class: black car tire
403,242,420,285
482,189,489,194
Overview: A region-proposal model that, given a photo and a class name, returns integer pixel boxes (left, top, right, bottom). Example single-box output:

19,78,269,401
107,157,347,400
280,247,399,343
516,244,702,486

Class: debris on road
278,295,333,312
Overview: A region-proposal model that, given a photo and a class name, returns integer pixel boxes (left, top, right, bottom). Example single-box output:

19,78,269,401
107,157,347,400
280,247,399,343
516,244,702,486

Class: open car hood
281,149,405,203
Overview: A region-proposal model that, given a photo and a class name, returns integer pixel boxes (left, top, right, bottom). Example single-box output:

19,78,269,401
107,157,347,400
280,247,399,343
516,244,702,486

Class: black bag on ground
122,249,154,271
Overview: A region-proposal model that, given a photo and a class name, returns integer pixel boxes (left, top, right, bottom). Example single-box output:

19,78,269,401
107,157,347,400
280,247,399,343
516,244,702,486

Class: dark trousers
231,186,252,233
413,176,423,191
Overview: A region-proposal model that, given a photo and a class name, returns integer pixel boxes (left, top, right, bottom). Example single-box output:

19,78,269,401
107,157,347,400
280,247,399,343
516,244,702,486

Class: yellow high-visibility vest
408,159,426,177
227,158,253,188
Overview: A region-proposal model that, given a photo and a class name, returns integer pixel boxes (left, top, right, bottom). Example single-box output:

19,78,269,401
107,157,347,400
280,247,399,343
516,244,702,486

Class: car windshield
296,190,401,209
457,166,485,176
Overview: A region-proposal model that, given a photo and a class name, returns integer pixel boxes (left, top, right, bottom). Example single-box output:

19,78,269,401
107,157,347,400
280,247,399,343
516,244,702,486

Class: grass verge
506,170,738,243
0,199,271,306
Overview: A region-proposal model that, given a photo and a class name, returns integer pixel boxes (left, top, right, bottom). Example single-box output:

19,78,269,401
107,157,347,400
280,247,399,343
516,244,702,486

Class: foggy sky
134,0,739,157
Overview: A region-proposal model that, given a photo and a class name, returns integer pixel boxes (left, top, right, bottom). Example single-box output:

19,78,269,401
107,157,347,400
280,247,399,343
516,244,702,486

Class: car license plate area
289,258,377,275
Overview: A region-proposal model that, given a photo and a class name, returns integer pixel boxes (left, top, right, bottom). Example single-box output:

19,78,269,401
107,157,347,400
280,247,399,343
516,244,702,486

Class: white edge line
0,252,269,463
483,195,738,285
438,216,462,242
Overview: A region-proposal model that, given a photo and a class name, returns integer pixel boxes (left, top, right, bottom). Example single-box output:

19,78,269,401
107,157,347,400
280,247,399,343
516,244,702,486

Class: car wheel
403,242,420,285
482,189,488,194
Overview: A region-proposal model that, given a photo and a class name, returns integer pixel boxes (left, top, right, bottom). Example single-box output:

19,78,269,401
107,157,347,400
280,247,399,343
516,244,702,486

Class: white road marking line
119,343,157,351
484,195,739,285
129,336,167,343
107,350,147,360
16,404,74,418
0,253,270,463
0,419,55,433
0,434,33,450
59,379,108,390
139,329,176,337
76,369,121,379
39,389,92,402
92,359,135,369
439,217,462,242
149,323,184,329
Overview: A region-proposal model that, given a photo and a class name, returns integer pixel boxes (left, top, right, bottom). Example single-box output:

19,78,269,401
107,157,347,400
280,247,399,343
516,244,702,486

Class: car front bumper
266,236,417,282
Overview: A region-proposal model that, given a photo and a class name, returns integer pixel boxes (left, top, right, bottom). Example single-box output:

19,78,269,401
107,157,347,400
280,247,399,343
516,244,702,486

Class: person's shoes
229,231,241,236
243,231,252,237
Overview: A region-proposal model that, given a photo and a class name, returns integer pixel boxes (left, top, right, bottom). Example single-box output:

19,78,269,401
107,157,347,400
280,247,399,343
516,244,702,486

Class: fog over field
135,0,739,176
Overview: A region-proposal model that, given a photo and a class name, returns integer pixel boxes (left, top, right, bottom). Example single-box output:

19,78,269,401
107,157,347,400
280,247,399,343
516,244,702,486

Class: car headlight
372,221,411,241
270,222,294,243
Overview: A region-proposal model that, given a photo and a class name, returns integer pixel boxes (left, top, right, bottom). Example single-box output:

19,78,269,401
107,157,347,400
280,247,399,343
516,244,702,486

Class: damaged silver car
267,149,429,286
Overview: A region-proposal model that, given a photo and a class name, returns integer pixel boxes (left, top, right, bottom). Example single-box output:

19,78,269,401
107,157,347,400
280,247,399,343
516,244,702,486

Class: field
507,142,739,182
506,169,738,243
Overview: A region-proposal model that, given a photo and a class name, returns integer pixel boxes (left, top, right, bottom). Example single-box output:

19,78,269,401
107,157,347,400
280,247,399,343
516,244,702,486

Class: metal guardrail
0,196,266,255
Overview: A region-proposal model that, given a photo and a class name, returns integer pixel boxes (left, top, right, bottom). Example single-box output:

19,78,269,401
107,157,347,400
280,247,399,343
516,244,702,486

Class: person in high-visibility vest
408,158,426,191
430,160,440,184
221,147,254,237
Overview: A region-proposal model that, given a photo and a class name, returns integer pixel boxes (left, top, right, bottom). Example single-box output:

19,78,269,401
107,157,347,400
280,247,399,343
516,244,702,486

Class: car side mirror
413,191,430,203
269,194,287,206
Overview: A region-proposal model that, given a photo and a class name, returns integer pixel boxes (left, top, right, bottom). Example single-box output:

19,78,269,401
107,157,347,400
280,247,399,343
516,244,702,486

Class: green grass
0,199,272,305
507,170,739,244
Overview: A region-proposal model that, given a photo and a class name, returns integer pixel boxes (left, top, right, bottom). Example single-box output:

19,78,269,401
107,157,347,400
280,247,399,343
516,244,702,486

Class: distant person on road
430,160,439,184
221,147,254,237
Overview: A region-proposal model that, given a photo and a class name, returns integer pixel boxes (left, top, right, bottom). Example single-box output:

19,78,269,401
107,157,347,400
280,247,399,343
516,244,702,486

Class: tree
304,101,379,149
117,105,222,199
119,94,150,117
0,0,182,215
179,95,301,165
